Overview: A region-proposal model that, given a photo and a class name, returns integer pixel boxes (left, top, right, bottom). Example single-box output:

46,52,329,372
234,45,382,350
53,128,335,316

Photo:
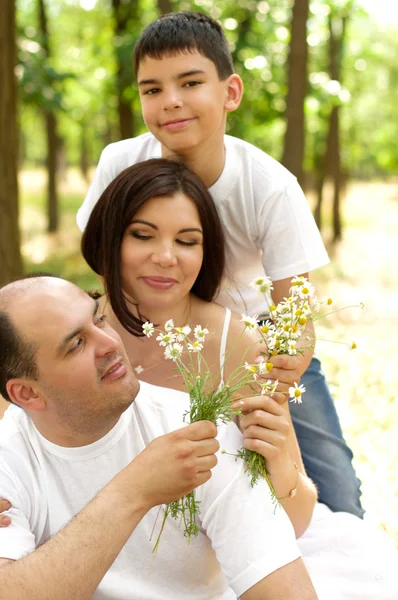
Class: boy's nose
162,90,183,111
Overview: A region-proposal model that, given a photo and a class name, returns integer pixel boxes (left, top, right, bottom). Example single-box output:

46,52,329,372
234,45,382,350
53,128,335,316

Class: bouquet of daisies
143,276,362,551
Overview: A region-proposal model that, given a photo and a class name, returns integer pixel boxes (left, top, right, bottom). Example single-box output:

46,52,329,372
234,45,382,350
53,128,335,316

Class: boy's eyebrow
131,220,203,235
138,69,206,86
57,299,99,356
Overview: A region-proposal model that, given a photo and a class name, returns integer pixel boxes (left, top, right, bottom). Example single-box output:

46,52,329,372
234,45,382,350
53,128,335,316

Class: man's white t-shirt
0,382,300,599
76,133,329,316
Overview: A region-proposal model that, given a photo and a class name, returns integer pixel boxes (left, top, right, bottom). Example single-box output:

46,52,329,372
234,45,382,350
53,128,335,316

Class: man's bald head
0,275,72,403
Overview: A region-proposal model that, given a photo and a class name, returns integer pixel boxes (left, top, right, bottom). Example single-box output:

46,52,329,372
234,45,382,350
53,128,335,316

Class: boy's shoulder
224,135,296,184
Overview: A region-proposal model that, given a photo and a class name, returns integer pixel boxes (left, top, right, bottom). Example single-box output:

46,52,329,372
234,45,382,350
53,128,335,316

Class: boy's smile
137,51,241,159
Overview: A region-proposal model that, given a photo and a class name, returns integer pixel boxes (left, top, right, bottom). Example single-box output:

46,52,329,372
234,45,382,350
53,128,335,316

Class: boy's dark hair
81,158,226,337
0,312,38,403
134,11,234,80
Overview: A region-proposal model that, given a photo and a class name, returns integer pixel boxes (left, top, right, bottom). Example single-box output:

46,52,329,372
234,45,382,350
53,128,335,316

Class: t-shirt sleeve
197,423,301,597
256,175,329,282
76,144,122,232
0,460,36,560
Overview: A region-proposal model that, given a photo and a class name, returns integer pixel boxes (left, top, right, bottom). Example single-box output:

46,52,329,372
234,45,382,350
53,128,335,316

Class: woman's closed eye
130,231,152,241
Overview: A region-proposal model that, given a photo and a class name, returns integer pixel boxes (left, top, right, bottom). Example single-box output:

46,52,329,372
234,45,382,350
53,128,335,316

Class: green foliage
15,0,398,176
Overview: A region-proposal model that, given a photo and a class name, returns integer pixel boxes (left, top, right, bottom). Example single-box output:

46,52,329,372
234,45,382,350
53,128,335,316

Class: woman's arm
224,317,317,538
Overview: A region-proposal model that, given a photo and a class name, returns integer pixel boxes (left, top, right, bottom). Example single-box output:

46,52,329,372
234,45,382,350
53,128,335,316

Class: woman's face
120,192,204,312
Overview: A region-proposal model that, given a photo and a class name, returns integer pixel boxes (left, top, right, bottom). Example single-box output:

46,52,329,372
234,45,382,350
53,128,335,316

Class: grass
19,169,398,548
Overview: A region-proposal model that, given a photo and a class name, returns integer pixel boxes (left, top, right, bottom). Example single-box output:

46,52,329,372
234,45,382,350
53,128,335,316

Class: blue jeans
290,356,364,518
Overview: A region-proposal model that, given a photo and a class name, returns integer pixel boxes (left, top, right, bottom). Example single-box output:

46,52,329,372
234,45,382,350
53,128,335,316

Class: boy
77,11,363,517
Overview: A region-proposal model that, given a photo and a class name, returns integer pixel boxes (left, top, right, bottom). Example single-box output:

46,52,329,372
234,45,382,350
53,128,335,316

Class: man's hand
257,354,302,404
120,420,220,511
0,500,11,527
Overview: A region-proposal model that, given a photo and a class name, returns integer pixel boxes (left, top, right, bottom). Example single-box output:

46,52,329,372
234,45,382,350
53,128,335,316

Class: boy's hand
119,421,219,511
256,354,302,404
233,396,290,472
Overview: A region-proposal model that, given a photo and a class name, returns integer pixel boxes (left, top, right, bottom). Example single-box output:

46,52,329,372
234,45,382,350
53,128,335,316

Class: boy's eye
183,80,202,88
143,88,160,96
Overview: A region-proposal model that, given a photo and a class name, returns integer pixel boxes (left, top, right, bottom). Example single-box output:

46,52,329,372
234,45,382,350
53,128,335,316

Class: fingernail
1,517,11,526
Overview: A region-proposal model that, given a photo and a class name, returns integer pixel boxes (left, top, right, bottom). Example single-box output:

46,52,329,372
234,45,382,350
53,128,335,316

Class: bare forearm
0,478,148,599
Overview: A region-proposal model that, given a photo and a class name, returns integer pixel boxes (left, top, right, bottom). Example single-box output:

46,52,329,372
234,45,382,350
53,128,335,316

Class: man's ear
6,380,46,412
224,74,244,113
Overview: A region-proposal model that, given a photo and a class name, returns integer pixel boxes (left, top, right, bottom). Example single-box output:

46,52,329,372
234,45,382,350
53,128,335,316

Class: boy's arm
241,557,318,600
0,421,218,599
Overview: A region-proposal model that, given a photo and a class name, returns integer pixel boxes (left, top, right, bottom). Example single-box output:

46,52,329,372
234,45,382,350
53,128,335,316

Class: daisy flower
142,322,155,338
156,332,176,347
164,319,174,332
194,325,209,341
249,276,274,295
289,383,306,403
164,343,184,361
241,315,258,329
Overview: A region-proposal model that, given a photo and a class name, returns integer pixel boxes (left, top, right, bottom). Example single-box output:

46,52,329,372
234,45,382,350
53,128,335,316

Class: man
76,11,363,517
0,275,316,599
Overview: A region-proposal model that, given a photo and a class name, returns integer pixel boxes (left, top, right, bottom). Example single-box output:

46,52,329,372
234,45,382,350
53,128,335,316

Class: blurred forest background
0,0,397,546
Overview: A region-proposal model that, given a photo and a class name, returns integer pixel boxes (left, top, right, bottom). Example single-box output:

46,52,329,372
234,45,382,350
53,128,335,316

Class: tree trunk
38,0,60,232
0,0,24,287
281,0,309,188
157,0,173,14
112,0,138,140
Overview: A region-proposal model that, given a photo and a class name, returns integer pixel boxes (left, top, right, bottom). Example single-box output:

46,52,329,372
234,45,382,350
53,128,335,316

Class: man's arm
241,557,318,600
0,421,218,599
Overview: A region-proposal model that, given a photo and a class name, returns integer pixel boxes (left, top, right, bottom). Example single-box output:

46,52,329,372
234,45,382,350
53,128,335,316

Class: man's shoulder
0,406,28,448
225,135,296,185
99,132,159,168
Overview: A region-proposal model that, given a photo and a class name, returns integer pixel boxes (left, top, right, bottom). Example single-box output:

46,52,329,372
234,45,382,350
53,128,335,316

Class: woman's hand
233,395,291,473
256,354,303,405
0,499,11,527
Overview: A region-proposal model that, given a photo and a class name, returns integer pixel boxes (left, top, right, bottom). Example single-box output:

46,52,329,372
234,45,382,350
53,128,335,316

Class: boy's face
137,51,240,156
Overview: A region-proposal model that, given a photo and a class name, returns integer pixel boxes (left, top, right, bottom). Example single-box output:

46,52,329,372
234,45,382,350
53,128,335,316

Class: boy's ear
6,379,46,412
224,74,244,113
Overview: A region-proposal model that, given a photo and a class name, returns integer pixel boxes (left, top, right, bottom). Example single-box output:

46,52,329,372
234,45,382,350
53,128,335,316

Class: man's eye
95,314,107,327
143,88,160,95
69,338,84,353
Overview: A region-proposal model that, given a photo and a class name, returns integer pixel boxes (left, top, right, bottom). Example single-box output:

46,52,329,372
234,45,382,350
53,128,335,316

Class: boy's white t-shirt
76,133,329,316
0,381,300,600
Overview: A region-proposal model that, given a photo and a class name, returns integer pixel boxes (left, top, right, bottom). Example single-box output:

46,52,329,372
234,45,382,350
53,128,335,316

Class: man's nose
96,327,121,358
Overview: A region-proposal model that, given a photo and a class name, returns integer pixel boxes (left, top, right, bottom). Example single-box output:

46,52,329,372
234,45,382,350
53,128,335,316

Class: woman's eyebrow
130,219,157,229
178,228,203,234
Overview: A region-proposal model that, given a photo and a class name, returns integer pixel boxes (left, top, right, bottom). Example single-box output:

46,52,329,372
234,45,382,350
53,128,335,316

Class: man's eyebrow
57,299,99,356
138,69,206,86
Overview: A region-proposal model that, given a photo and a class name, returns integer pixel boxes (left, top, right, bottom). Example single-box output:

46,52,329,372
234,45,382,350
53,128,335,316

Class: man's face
11,280,138,433
137,50,232,156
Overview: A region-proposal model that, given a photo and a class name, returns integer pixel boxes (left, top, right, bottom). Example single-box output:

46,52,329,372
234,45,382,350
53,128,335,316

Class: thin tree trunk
38,0,60,232
157,0,173,14
112,0,138,140
281,0,309,187
0,0,23,286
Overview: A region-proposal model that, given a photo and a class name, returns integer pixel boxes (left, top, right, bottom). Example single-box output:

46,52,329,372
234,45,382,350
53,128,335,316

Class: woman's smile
141,276,178,290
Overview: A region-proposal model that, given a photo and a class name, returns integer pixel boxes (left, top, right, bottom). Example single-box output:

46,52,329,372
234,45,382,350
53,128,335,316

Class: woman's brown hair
81,158,225,336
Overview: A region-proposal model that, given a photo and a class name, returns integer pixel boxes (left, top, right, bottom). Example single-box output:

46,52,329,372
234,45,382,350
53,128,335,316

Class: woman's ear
224,74,244,113
6,380,46,412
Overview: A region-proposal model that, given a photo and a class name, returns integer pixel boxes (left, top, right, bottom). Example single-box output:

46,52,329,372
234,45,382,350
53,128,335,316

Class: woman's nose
151,244,177,267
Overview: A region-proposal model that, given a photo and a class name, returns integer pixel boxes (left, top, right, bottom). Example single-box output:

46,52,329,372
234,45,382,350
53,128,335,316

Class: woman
82,157,317,538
